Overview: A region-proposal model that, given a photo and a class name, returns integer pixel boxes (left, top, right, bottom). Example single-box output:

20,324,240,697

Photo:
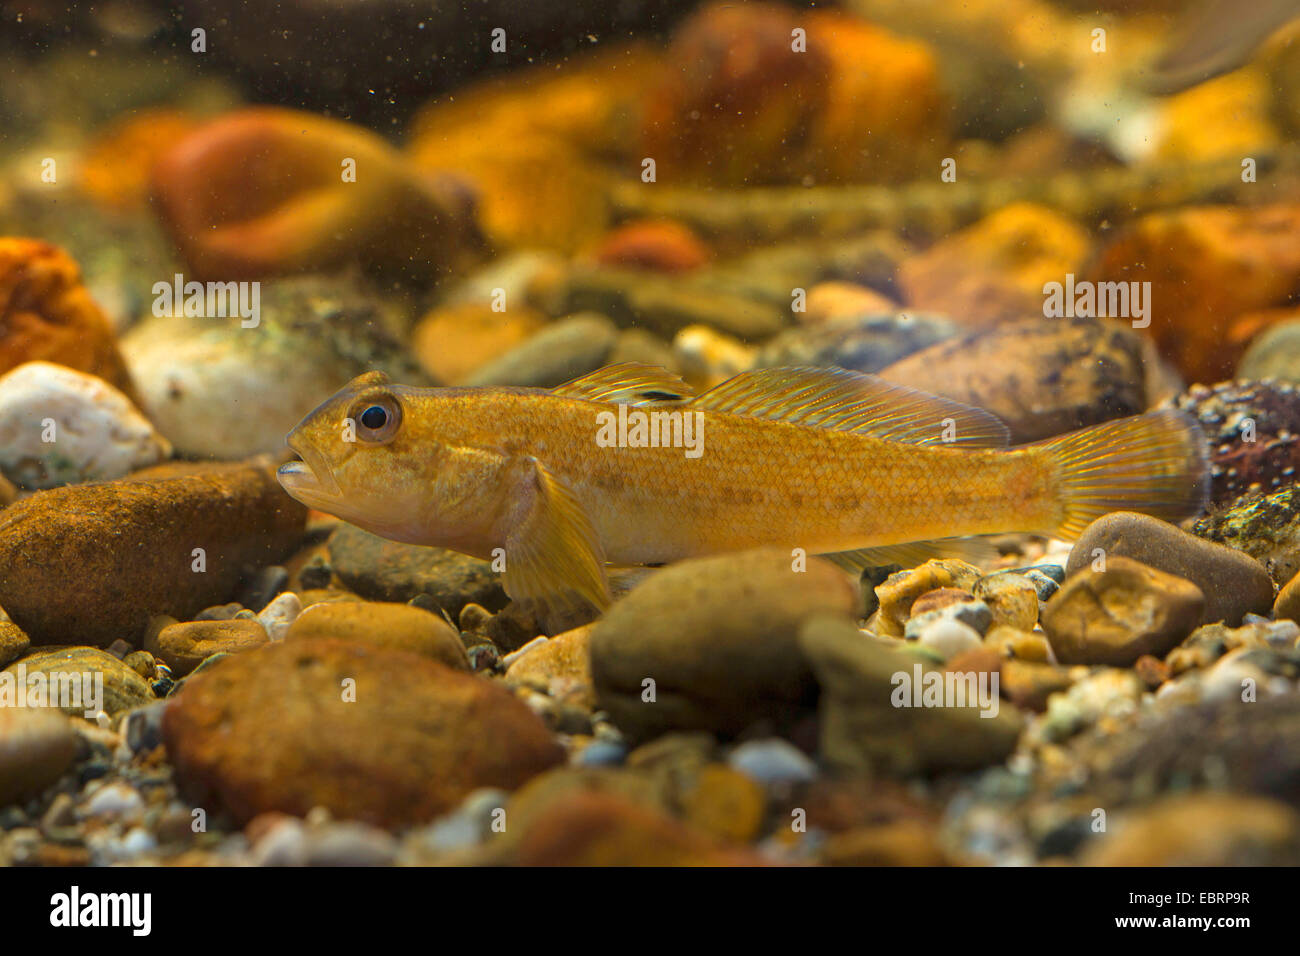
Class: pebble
799,615,1022,775
459,313,619,388
727,738,819,786
328,523,505,620
0,361,170,489
589,548,861,743
1068,511,1274,625
255,591,301,641
874,560,982,637
163,638,563,827
1038,669,1143,743
754,310,956,375
5,646,154,716
972,572,1040,630
1043,556,1204,666
237,566,290,614
0,706,78,804
504,624,593,707
0,462,305,646
407,788,511,855
576,739,628,768
81,780,144,819
286,600,470,671
145,618,270,676
910,617,985,660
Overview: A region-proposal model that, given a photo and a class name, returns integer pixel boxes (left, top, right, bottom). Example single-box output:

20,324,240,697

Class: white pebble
257,591,302,641
913,618,983,660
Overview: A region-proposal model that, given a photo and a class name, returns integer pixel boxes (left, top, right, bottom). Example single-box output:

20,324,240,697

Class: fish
1142,0,1300,94
277,363,1209,616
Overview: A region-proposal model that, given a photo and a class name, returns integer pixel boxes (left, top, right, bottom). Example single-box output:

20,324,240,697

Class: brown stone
0,463,305,646
163,638,562,827
286,600,469,671
146,619,270,677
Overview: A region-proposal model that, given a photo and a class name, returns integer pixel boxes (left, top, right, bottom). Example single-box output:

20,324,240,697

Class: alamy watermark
891,664,1000,718
0,663,103,718
595,404,704,458
1043,273,1150,328
152,274,260,328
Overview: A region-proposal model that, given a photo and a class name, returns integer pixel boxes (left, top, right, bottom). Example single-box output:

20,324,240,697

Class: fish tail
1037,410,1210,540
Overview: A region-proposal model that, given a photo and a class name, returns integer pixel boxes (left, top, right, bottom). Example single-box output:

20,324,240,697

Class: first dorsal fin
551,363,696,405
690,367,1010,447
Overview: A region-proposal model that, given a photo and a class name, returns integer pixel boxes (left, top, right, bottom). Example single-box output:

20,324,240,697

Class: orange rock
1091,203,1300,383
898,202,1092,327
151,107,486,281
407,47,659,253
803,281,899,325
640,3,947,186
77,109,200,213
590,220,710,274
511,790,763,866
0,238,137,400
411,302,547,384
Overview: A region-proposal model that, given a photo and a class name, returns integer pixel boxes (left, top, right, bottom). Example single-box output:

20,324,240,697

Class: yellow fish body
278,364,1208,613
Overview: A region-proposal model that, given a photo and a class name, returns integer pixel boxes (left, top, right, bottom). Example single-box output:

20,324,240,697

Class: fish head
277,370,447,542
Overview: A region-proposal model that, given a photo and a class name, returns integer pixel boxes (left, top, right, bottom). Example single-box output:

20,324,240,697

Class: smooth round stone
1066,511,1273,626
286,600,470,671
0,361,170,489
912,617,985,660
973,572,1040,630
145,619,269,677
0,706,78,804
727,738,818,785
5,647,155,717
576,739,628,768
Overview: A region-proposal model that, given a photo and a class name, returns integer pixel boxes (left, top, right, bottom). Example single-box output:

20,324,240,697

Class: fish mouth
277,432,342,502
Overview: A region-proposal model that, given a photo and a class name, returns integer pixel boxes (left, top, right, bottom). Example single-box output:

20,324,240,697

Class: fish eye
349,392,402,444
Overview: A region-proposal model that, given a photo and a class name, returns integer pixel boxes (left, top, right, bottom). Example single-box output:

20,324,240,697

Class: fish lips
277,431,343,504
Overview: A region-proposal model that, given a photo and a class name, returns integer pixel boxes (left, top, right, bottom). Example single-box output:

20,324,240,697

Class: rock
145,619,270,677
822,819,949,866
985,626,1050,663
640,3,947,186
1042,556,1204,666
510,790,759,866
973,572,1040,631
411,302,547,385
123,274,428,459
151,107,486,281
591,220,711,274
286,601,469,671
1167,379,1300,506
727,738,818,786
672,325,757,389
589,548,861,743
904,591,992,640
0,462,305,646
1154,68,1278,162
999,660,1076,713
606,328,679,371
163,638,563,828
1091,203,1300,382
878,316,1147,443
0,238,137,400
1192,484,1300,586
1276,568,1300,623
255,591,300,641
0,707,78,804
1166,618,1299,675
874,560,981,637
4,646,154,717
1067,512,1272,626
0,362,170,489
801,282,900,324
458,313,619,388
327,523,506,620
799,615,1022,775
504,624,593,706
679,764,767,844
909,618,984,661
898,203,1092,328
1238,316,1300,382
1038,669,1144,743
754,310,956,375
0,622,29,667
1085,694,1300,806
1081,793,1300,867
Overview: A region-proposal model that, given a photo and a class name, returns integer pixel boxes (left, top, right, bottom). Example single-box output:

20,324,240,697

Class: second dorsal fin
690,367,1010,447
551,363,696,405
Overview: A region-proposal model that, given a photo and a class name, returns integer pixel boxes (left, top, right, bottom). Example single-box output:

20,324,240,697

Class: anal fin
821,536,1001,573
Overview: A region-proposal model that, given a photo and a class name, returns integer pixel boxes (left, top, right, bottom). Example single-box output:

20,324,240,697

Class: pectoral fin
503,457,611,613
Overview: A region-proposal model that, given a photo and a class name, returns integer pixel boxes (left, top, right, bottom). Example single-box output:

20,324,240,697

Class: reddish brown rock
591,220,710,274
286,601,470,671
0,238,137,400
146,619,270,677
163,638,563,828
0,463,305,646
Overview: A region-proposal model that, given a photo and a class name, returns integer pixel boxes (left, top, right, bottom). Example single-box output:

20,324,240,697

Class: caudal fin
1037,410,1210,539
